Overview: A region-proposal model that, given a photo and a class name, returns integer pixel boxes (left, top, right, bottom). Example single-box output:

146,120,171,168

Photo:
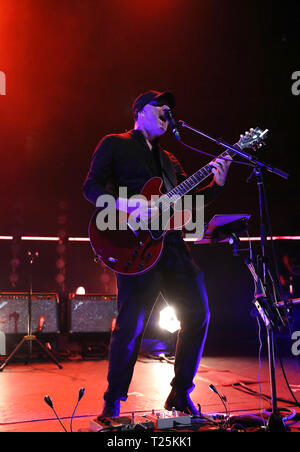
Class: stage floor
0,354,299,432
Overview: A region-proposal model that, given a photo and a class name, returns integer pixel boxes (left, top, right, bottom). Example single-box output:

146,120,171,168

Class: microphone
163,109,181,141
70,388,86,432
208,384,229,418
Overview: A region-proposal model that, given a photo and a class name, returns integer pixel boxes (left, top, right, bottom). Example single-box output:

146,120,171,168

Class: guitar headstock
237,127,269,151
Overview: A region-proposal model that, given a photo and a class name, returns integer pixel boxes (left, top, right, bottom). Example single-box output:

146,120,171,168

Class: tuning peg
240,134,244,138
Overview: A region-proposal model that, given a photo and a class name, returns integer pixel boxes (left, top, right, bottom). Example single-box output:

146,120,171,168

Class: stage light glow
75,286,86,295
188,236,300,243
0,235,300,242
159,306,180,333
21,236,60,241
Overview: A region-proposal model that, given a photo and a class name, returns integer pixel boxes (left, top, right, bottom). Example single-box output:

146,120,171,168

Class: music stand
0,251,62,371
195,214,251,246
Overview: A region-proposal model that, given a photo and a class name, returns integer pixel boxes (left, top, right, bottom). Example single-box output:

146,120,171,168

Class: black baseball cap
132,90,176,120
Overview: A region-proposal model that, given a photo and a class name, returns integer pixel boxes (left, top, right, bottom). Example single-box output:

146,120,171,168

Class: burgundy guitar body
89,177,191,275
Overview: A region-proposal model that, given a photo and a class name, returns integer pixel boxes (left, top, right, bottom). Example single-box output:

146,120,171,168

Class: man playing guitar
83,90,231,417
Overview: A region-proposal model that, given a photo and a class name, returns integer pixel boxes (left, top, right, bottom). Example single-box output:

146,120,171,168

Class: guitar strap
157,148,176,193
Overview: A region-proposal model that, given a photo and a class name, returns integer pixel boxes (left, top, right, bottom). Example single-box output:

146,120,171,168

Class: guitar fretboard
164,146,237,201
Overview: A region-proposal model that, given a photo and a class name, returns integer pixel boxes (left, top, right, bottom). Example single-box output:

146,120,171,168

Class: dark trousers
104,234,210,402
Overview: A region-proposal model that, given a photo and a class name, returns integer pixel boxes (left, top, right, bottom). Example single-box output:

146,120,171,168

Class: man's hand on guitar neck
210,156,232,186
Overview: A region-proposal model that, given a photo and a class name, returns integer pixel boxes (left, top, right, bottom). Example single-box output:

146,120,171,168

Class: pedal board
90,410,192,432
90,415,154,432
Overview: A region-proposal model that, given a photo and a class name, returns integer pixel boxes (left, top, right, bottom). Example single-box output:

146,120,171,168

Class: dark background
0,0,299,353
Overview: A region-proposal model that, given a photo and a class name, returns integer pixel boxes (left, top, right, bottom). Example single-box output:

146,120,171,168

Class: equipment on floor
68,293,117,333
0,292,59,334
0,251,62,371
90,410,192,432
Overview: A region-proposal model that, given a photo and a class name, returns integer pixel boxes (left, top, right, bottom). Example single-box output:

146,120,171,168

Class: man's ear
135,107,146,124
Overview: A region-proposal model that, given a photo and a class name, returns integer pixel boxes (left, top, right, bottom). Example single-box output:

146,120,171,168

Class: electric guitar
89,127,268,275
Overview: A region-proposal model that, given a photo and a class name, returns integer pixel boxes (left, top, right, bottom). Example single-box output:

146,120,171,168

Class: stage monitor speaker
69,294,117,333
0,293,60,334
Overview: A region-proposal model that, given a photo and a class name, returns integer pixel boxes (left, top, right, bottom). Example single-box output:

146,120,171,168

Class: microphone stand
178,120,289,179
177,120,290,431
0,251,62,371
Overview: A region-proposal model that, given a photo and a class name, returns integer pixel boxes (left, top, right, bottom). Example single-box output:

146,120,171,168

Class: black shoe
99,400,121,417
164,388,200,416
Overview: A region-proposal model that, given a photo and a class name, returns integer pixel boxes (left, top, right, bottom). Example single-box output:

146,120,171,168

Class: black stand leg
0,335,63,371
0,337,27,371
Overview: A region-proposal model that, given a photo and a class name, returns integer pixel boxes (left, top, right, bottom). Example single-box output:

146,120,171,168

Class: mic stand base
266,412,287,432
0,334,63,372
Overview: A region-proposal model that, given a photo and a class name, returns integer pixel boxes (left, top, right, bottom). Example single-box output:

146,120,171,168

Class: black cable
256,316,267,426
231,381,299,407
178,138,256,168
231,383,270,403
274,335,300,407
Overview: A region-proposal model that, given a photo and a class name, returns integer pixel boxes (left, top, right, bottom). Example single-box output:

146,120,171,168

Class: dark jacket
83,129,223,206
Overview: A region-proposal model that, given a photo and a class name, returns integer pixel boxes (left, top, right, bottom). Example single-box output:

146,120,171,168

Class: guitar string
157,148,234,212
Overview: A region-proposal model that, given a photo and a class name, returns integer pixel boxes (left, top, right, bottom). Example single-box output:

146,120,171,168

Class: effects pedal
144,409,191,429
89,414,154,432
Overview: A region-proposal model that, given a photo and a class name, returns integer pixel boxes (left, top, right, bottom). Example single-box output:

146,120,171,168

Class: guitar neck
165,145,238,200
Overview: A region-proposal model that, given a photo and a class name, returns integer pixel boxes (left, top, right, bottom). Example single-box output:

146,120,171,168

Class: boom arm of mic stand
178,120,289,180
